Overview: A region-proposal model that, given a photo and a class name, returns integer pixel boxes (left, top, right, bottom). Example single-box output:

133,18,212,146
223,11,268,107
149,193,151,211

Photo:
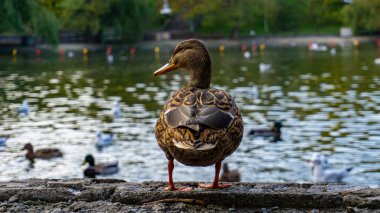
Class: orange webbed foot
199,183,232,189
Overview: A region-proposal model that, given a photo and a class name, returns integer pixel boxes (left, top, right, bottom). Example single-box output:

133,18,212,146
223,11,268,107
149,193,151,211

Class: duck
82,154,119,178
22,143,63,160
374,58,380,65
309,43,328,52
248,121,282,141
153,39,244,191
95,131,113,148
259,63,271,72
308,153,353,183
18,100,29,115
112,101,121,118
0,137,8,146
219,163,241,182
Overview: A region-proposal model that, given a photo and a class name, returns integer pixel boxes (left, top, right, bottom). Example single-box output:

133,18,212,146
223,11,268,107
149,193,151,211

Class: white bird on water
112,101,121,118
0,137,8,146
309,43,328,52
374,58,380,65
308,153,352,183
96,131,113,148
18,100,29,115
259,63,271,73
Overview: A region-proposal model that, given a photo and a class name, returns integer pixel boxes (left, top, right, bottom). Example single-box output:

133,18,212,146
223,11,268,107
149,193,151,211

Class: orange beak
153,63,178,77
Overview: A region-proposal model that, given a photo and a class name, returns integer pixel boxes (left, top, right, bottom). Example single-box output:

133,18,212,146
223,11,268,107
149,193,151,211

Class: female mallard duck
82,154,119,178
219,163,241,182
154,39,244,191
22,143,63,160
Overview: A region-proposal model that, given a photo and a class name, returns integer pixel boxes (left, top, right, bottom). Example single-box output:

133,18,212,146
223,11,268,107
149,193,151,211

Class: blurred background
0,0,380,186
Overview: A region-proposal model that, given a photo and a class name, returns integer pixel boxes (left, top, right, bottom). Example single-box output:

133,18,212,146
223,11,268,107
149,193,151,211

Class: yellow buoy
12,49,17,57
353,39,359,48
82,48,89,55
259,44,266,51
219,45,225,53
154,46,160,55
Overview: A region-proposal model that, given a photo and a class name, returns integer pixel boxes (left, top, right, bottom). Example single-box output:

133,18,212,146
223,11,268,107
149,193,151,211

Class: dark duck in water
219,163,241,182
82,154,119,178
248,121,282,141
22,143,63,161
154,39,244,191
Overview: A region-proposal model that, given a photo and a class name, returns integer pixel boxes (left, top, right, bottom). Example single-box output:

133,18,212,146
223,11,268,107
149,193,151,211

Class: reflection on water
1,45,380,186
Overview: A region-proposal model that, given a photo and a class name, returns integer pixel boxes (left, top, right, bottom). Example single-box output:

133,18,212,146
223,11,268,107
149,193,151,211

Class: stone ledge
0,179,379,212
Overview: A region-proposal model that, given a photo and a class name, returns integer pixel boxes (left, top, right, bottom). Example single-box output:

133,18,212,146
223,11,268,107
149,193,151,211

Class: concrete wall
0,179,379,212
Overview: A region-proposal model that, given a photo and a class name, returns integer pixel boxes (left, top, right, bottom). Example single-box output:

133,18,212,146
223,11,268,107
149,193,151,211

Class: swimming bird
259,63,271,72
248,121,282,141
374,58,380,65
0,137,8,146
308,153,352,183
18,100,29,115
112,101,121,118
309,43,328,52
82,154,119,178
22,143,63,161
154,39,244,191
96,131,113,148
219,163,241,182
243,51,251,59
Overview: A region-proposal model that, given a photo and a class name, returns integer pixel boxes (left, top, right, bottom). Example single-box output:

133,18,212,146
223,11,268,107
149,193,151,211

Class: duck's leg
199,160,231,189
165,158,192,191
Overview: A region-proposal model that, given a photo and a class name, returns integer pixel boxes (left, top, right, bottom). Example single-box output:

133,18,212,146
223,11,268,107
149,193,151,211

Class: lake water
1,44,380,186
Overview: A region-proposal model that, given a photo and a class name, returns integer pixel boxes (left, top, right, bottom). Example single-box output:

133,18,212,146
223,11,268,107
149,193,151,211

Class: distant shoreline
1,35,378,53
136,35,379,50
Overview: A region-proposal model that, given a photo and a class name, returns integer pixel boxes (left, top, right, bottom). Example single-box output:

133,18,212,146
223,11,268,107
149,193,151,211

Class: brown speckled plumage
153,39,243,190
155,87,243,166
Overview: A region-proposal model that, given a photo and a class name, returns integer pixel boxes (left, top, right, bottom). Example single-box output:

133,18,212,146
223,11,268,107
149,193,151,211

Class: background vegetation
0,0,379,44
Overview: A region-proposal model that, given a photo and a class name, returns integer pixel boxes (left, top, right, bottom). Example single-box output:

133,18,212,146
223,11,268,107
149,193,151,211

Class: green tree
0,0,59,44
59,0,155,43
342,0,380,34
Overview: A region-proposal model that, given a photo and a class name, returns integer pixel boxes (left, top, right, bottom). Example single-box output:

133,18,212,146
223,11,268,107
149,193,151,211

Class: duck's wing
166,105,233,131
159,88,243,151
95,161,119,175
35,148,63,158
324,168,352,182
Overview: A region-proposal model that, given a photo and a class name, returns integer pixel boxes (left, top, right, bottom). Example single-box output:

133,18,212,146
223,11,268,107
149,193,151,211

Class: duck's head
83,154,95,166
308,153,329,170
22,143,33,152
153,39,212,89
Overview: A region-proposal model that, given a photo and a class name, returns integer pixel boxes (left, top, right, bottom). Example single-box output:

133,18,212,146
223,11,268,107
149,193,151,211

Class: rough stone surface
0,179,379,212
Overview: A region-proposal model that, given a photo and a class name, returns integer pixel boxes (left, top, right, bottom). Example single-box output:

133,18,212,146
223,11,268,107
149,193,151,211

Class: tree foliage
0,0,59,44
0,0,379,44
342,0,380,34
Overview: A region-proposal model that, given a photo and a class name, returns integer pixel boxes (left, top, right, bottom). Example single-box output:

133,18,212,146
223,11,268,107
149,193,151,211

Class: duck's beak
81,160,87,166
153,63,178,77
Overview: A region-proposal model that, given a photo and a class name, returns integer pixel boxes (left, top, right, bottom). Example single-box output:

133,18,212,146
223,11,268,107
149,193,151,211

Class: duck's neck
88,160,95,167
27,147,34,155
312,166,325,182
187,56,212,89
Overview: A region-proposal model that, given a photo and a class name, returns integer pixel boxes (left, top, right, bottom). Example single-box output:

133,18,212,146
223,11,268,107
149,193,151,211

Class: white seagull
96,131,113,148
18,100,29,115
112,101,121,118
309,153,352,183
259,63,271,73
0,137,8,146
